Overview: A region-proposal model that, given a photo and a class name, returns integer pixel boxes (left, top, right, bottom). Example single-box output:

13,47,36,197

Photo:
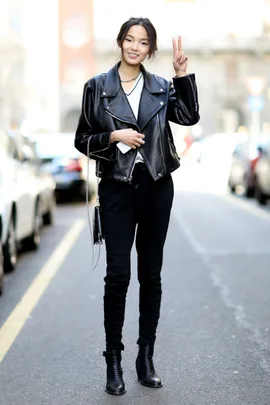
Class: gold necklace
120,72,141,83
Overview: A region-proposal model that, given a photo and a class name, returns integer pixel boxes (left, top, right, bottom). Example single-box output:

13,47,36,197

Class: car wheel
43,195,55,226
0,274,3,295
255,184,267,206
3,217,17,273
23,201,42,251
0,275,3,295
244,185,254,198
229,184,236,193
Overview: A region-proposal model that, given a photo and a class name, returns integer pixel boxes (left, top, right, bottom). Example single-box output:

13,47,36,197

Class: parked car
0,130,55,273
228,134,270,197
21,135,56,225
254,138,270,205
0,204,5,295
31,132,96,201
0,130,21,272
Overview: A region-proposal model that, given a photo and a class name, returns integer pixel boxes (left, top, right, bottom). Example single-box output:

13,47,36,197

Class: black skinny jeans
99,163,174,351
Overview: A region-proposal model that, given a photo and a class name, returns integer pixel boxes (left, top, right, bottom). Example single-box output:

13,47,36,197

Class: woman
75,17,199,395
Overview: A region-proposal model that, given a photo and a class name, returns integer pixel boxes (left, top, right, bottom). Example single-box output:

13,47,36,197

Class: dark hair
117,17,157,58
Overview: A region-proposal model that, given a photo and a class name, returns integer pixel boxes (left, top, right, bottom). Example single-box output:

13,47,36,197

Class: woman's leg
99,179,136,352
135,173,174,346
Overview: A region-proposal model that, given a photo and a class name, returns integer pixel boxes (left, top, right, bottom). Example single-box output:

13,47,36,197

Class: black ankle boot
103,350,126,395
136,344,163,388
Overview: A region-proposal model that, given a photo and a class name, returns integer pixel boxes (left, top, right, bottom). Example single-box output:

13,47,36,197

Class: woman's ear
117,40,122,49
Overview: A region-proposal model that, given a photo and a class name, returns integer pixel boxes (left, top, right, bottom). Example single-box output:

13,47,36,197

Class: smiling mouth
128,53,139,57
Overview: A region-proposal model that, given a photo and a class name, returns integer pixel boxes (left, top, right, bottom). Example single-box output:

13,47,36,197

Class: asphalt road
0,161,270,405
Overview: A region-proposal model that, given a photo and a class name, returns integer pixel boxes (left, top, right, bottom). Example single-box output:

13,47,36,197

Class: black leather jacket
74,62,199,183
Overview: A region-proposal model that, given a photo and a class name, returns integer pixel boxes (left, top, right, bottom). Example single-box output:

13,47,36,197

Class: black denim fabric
99,163,174,351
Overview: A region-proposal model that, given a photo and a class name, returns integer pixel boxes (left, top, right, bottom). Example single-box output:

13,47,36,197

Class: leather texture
75,62,200,182
136,344,163,388
103,350,126,395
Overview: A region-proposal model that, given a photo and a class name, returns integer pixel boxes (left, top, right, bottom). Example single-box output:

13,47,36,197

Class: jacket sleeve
166,73,200,126
74,82,116,161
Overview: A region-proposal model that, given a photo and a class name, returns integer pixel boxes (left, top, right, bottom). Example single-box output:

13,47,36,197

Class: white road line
0,219,85,363
175,212,270,373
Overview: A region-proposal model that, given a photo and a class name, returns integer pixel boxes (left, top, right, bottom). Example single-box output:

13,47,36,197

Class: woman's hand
172,36,188,77
111,129,145,149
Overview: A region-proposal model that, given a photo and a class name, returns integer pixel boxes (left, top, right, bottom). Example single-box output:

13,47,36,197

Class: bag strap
86,137,101,269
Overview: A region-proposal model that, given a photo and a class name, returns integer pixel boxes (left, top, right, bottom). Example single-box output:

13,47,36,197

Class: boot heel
135,357,142,381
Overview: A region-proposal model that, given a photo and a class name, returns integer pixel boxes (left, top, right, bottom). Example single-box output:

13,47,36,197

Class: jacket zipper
157,113,166,173
106,109,140,183
87,135,111,161
106,109,140,131
127,154,137,183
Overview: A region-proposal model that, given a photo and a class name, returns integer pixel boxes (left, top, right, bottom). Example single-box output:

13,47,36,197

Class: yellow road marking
0,219,85,363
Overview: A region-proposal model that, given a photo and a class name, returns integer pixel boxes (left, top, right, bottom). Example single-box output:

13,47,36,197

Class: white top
125,73,144,164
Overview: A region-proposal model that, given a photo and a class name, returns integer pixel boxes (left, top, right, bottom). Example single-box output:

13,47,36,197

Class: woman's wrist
110,131,120,143
174,71,187,77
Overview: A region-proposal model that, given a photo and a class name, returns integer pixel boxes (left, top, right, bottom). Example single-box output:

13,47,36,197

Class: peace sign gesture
172,36,188,77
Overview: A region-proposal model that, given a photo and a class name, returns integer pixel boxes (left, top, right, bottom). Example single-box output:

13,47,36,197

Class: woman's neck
118,61,141,82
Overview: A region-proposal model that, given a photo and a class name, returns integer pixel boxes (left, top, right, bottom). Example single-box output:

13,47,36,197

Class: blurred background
1,0,270,136
1,3,270,402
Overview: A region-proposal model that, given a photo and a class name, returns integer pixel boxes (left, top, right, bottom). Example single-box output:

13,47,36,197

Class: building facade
91,0,270,137
59,0,94,132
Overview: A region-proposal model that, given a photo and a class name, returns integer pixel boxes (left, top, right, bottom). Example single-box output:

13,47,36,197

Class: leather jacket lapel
106,90,139,129
138,87,167,131
101,63,168,131
101,63,138,129
137,68,167,131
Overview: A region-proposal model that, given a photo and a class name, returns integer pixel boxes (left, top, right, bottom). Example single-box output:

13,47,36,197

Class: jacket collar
101,62,165,97
101,63,167,131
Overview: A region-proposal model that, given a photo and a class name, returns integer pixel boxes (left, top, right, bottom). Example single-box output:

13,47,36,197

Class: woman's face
120,25,151,66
